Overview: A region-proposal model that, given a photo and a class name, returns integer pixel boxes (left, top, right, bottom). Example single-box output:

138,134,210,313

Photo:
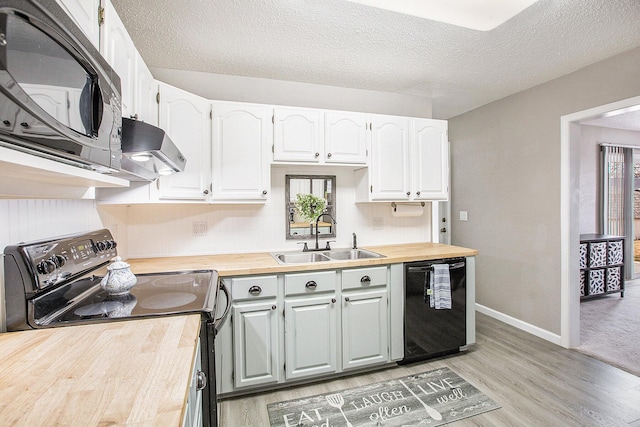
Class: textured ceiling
111,0,640,119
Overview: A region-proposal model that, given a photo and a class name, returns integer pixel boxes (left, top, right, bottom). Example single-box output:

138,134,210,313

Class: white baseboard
475,304,563,346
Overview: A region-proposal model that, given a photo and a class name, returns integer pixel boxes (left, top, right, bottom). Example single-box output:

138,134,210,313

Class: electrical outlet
192,221,208,236
372,217,383,230
459,211,468,221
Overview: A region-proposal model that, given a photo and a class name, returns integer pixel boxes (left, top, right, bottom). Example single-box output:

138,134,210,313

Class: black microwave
0,0,122,172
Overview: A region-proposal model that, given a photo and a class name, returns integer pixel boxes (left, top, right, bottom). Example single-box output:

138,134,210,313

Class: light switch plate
459,211,468,221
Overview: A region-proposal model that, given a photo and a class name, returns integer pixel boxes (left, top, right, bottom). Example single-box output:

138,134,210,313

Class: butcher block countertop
127,242,478,277
0,314,201,426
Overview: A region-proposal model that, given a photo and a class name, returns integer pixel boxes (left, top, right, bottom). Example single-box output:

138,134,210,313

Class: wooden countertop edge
127,242,478,277
0,314,202,426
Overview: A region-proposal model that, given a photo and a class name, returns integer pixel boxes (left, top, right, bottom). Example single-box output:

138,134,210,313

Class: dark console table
580,234,625,300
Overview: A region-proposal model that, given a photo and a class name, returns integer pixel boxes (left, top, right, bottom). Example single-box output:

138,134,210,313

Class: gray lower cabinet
216,265,403,397
284,270,338,380
341,266,388,370
183,340,203,427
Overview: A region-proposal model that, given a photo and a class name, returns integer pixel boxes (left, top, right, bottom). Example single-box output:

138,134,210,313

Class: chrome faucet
314,213,336,251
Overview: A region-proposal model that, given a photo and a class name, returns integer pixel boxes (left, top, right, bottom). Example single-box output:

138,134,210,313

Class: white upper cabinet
211,102,272,202
133,55,158,125
412,119,448,200
273,107,322,163
369,115,411,200
324,111,368,164
356,115,448,202
273,107,368,165
100,0,157,123
157,83,211,200
100,0,135,119
56,0,100,49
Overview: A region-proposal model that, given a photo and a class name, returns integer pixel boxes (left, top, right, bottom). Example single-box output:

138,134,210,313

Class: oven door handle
213,281,231,334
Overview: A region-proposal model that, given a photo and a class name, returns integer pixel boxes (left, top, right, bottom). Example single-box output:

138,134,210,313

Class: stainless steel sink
274,252,331,264
322,249,385,260
272,248,384,264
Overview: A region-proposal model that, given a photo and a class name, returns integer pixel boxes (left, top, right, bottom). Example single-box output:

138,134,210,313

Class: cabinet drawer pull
196,371,207,391
248,285,262,295
305,280,318,289
360,275,371,284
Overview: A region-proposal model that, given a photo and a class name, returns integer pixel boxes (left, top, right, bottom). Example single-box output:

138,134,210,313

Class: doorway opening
561,95,640,348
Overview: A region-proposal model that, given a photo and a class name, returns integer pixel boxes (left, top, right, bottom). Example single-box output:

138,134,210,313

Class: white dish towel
430,264,452,310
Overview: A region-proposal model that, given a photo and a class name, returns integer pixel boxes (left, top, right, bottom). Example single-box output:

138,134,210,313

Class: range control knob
96,241,107,251
37,260,56,275
110,240,118,249
51,255,66,268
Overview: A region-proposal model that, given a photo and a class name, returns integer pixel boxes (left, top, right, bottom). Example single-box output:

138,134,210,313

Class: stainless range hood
116,118,187,181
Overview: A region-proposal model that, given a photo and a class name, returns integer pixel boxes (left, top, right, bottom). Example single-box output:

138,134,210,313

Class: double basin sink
272,248,385,264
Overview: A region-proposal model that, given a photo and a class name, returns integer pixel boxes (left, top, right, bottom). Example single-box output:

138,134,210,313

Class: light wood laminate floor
219,313,640,426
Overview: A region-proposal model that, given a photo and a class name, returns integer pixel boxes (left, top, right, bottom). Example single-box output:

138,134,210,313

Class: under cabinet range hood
116,118,187,181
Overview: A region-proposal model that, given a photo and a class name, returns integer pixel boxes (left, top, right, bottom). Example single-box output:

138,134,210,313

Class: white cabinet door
285,295,337,380
157,83,211,200
342,289,388,370
370,115,410,200
324,111,368,164
56,0,99,49
133,54,158,126
211,102,271,202
100,0,135,119
233,301,280,388
273,107,322,162
412,119,448,200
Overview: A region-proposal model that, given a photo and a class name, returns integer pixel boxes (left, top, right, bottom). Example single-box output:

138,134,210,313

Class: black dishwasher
400,258,467,364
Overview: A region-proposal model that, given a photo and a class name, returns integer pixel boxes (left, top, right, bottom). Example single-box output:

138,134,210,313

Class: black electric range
3,229,229,427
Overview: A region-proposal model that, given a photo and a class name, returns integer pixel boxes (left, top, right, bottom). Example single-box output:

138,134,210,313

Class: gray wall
150,68,433,118
449,47,640,335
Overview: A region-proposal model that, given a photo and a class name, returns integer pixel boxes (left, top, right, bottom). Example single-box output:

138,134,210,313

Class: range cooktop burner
140,292,197,310
152,276,196,287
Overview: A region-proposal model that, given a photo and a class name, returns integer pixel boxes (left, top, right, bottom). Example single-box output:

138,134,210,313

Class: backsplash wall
120,167,434,258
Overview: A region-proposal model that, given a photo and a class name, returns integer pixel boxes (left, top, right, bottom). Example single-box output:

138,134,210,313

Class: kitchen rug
267,367,500,426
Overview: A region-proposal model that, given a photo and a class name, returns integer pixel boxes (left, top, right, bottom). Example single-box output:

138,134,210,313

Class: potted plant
294,193,326,224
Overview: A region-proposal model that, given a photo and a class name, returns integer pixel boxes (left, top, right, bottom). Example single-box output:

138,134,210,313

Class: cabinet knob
248,285,262,295
262,190,268,195
360,275,371,284
440,227,447,233
314,152,320,158
331,298,336,303
327,153,332,158
272,305,277,310
345,297,350,302
196,371,207,391
305,280,318,290
416,191,421,196
203,189,209,195
406,191,411,196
